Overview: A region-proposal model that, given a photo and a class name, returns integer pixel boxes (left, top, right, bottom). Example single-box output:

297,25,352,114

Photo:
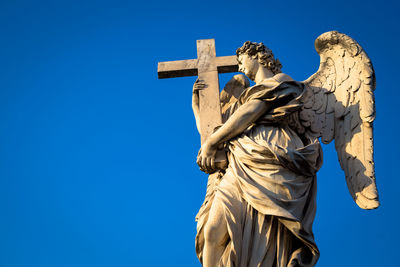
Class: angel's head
236,41,282,79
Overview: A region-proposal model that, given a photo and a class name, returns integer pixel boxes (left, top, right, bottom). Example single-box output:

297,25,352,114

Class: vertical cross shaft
196,39,223,143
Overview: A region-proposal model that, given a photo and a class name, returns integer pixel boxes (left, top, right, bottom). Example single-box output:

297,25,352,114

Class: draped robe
195,73,323,267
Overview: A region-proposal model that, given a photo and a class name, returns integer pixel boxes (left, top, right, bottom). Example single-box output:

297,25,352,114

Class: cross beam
157,54,238,79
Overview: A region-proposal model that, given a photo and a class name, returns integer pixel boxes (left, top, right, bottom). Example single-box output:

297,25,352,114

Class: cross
157,39,238,169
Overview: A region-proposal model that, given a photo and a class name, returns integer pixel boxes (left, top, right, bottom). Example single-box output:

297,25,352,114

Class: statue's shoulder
256,73,294,88
271,73,304,93
272,73,294,83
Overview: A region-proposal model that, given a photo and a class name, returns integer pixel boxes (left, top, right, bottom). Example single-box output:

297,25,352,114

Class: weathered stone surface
158,31,379,267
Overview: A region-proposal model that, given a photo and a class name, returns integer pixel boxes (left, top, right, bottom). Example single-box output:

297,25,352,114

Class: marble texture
158,31,379,267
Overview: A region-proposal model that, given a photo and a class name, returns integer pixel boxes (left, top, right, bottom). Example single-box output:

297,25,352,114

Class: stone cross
157,39,238,144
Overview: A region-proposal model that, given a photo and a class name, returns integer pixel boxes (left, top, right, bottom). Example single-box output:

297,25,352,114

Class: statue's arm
197,99,270,173
207,99,269,147
192,80,202,134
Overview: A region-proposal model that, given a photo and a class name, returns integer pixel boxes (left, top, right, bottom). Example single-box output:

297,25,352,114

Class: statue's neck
254,67,274,84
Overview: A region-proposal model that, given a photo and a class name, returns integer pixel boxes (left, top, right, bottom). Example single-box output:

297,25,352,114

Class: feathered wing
300,31,379,209
220,74,250,122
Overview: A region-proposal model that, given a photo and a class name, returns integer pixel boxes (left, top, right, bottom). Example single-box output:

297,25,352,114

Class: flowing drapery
196,74,323,267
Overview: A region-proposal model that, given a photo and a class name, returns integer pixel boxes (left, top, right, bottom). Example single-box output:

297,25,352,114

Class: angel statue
192,31,379,267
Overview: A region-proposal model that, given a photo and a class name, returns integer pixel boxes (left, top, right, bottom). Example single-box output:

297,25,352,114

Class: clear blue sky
0,0,398,266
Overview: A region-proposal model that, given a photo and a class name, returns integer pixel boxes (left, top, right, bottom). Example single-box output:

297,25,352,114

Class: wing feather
301,31,379,209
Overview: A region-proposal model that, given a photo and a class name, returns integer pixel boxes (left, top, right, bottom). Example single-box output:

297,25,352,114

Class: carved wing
220,74,250,123
300,31,379,209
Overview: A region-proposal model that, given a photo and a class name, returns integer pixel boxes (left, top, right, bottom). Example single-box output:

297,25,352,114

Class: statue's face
237,54,258,80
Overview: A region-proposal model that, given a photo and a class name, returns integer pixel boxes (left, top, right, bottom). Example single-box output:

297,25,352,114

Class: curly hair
236,41,282,74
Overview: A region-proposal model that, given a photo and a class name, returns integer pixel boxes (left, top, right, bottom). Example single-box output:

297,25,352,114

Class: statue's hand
197,140,218,174
192,79,207,108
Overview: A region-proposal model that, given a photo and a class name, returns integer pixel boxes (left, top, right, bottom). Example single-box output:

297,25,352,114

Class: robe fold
196,73,323,267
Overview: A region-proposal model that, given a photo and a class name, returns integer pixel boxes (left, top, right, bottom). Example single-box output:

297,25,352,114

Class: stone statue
159,31,379,267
